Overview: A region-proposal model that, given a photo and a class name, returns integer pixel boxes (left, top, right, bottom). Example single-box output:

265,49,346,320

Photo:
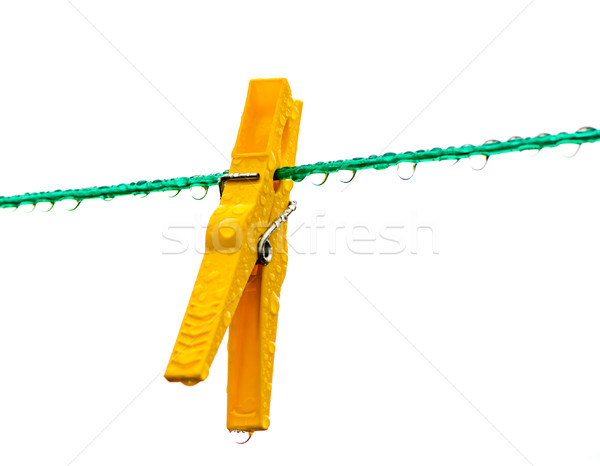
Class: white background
1,1,599,465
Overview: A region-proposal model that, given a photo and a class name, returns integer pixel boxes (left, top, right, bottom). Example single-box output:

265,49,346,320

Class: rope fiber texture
1,128,598,209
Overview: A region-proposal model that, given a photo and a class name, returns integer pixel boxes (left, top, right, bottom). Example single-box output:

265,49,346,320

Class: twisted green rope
1,128,598,209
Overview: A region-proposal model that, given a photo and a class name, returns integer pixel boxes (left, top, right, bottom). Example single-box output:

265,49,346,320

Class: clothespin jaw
164,78,302,433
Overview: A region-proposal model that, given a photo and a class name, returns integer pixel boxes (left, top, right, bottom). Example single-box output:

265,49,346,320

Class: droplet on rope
440,158,460,167
58,199,82,211
308,173,328,186
508,136,538,157
337,170,356,184
563,144,581,158
191,186,208,200
20,203,36,213
469,154,489,171
527,133,550,156
37,202,55,212
396,162,416,180
543,143,580,158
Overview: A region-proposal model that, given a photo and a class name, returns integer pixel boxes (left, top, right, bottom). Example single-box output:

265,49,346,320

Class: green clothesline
1,128,598,209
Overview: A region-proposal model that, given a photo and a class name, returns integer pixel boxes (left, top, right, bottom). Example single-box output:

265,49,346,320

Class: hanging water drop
544,143,580,158
231,430,253,444
396,162,416,180
58,199,82,211
508,136,538,156
191,186,208,200
20,203,36,213
168,190,181,198
577,126,596,133
307,173,328,186
528,133,550,156
443,144,471,167
469,154,488,171
563,144,581,158
37,202,54,212
337,170,356,183
440,158,459,167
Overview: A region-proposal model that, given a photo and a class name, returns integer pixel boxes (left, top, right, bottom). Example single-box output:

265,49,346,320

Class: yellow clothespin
165,78,302,434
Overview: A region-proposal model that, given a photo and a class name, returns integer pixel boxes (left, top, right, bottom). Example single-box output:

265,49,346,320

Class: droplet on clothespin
231,430,253,444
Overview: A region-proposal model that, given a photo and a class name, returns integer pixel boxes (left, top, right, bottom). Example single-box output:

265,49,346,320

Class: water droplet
168,190,181,198
506,136,538,156
562,144,581,158
191,186,208,200
337,170,356,183
523,148,540,157
440,158,460,167
134,192,150,198
469,154,489,171
577,126,596,133
396,162,416,180
307,173,328,186
19,203,36,213
58,199,82,211
37,202,54,212
484,139,500,145
543,143,580,158
103,196,115,201
231,430,253,444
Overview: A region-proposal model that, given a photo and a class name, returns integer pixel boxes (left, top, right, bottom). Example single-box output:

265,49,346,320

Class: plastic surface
164,78,302,432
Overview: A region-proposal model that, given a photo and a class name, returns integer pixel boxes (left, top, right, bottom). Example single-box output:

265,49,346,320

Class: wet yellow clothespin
165,78,302,434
